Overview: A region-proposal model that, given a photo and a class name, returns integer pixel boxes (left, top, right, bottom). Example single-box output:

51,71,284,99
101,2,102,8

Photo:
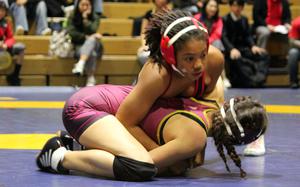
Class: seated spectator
252,0,291,48
222,0,269,88
67,0,103,87
8,0,51,35
137,0,170,66
287,16,300,89
0,1,25,86
194,0,224,51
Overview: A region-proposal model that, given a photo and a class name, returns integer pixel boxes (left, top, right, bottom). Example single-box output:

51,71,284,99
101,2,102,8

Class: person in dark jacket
222,0,269,88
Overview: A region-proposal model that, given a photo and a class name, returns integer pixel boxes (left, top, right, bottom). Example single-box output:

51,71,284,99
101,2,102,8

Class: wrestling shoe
243,135,265,156
56,130,85,151
36,136,69,174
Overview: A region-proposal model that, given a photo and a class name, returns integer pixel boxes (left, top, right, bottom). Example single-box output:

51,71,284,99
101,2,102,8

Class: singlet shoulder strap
193,71,206,98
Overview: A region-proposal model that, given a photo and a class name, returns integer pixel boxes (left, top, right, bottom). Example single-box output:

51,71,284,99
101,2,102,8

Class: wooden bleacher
1,2,300,86
0,36,142,86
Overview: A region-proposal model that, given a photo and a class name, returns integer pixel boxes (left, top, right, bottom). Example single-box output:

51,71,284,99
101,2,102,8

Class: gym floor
0,86,299,187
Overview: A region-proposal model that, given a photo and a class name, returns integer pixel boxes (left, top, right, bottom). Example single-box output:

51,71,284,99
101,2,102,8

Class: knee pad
113,156,157,181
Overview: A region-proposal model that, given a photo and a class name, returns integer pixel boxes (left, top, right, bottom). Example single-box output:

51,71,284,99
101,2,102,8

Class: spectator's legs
94,0,103,15
10,3,28,33
288,48,300,88
256,26,271,49
73,37,103,87
6,43,26,86
35,1,51,35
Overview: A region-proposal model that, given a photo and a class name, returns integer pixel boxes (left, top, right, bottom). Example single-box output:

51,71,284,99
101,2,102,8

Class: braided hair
211,96,268,178
144,9,209,65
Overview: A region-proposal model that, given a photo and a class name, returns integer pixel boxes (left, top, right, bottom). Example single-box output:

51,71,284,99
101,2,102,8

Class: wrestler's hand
167,160,190,176
189,152,204,169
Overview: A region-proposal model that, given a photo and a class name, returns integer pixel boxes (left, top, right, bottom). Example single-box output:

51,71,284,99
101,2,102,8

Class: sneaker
56,130,85,150
41,28,52,36
86,75,96,87
6,74,21,86
15,25,25,35
72,62,85,76
243,135,265,156
223,77,231,88
290,82,299,89
36,136,69,174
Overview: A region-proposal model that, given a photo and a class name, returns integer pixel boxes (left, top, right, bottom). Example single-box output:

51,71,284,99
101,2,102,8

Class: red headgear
160,16,208,67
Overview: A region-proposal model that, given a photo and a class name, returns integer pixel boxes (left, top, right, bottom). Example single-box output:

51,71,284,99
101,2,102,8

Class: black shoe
56,130,85,150
290,83,299,89
56,130,74,150
36,136,68,174
6,74,21,86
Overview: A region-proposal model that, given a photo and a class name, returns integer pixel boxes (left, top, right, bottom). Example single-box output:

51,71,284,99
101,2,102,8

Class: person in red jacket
287,16,300,88
0,1,25,86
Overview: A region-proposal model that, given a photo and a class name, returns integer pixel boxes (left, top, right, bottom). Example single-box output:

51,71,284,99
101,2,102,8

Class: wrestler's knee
113,156,157,181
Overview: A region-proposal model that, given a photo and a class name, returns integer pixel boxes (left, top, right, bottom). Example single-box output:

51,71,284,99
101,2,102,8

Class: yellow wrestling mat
0,134,55,149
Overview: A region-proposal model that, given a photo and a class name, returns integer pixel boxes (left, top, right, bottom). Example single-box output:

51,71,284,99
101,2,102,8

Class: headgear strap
163,17,208,47
220,106,233,136
220,98,245,138
229,98,245,137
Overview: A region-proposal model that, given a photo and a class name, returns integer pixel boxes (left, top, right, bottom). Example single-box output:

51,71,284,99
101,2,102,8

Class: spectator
137,0,170,66
287,16,300,89
194,0,224,51
252,0,291,48
222,0,269,88
67,0,103,87
0,1,25,86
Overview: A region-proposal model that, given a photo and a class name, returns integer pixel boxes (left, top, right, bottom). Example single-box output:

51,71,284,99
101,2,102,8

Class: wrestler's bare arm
116,62,169,150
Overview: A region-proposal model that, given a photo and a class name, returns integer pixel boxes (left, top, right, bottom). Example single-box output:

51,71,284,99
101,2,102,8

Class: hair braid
224,143,246,178
212,111,231,172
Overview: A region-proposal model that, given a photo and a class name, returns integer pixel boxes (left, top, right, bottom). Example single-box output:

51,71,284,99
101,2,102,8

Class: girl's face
0,8,6,20
176,38,208,80
78,0,91,13
205,0,218,18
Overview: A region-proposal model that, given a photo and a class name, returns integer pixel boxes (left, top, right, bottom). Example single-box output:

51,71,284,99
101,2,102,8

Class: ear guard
160,36,176,65
160,16,208,67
